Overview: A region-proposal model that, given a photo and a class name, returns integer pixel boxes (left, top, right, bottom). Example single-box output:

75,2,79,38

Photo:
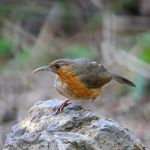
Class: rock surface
3,99,147,150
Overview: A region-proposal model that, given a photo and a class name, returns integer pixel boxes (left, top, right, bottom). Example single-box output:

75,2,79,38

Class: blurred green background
0,0,150,149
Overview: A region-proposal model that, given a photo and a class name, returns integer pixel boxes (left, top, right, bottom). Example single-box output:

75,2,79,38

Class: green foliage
15,47,30,62
0,37,12,56
9,48,30,69
64,44,92,59
115,0,138,14
17,50,29,61
86,13,102,29
139,48,150,63
137,31,150,63
0,5,12,16
0,4,47,18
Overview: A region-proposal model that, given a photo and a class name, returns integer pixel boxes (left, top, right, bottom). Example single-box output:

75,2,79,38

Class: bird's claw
52,101,71,114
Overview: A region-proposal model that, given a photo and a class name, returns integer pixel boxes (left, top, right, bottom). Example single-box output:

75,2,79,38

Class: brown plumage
33,58,136,113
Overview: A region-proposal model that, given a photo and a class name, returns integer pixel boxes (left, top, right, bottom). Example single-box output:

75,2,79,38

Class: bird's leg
53,99,71,114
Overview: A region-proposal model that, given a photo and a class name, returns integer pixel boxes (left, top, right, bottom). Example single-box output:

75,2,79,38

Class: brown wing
73,58,112,88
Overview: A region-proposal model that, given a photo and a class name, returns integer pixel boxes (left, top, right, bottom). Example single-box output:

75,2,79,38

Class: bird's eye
55,64,60,69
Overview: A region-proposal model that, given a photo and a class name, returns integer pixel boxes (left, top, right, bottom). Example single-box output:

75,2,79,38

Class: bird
33,58,136,114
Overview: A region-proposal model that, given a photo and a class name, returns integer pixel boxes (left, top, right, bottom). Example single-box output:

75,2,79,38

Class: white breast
54,75,69,97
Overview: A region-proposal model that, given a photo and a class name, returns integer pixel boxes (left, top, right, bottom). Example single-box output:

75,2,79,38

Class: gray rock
3,99,147,150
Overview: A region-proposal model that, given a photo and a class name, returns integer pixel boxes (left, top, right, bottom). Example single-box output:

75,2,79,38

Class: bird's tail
111,73,136,87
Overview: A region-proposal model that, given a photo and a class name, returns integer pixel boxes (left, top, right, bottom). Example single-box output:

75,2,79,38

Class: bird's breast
54,71,101,100
54,75,69,97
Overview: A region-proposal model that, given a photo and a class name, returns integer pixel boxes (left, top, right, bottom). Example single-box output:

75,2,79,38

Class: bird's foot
53,99,71,114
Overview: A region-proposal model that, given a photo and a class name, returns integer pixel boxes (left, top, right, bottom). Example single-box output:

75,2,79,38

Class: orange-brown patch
55,66,101,99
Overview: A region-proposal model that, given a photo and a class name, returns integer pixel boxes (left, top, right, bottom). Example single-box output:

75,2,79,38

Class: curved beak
32,65,52,73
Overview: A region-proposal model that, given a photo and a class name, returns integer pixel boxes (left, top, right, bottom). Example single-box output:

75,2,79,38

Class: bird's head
33,59,76,75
